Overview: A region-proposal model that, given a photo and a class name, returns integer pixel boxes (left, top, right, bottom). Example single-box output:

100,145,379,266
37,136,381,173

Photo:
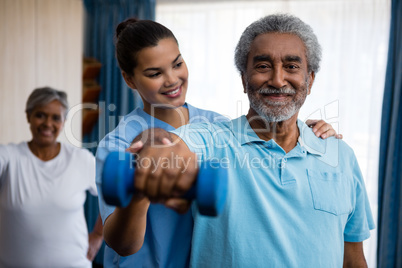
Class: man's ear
241,74,247,94
307,71,315,95
26,113,30,123
122,71,136,89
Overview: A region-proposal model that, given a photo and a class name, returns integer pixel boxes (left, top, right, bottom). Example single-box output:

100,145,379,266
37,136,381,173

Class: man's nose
269,68,286,88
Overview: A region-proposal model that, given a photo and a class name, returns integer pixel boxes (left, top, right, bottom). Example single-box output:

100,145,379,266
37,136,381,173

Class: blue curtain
377,0,402,267
82,0,155,264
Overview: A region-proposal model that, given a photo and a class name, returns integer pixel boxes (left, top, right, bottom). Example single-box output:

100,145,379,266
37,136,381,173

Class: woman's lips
162,86,182,98
39,129,53,137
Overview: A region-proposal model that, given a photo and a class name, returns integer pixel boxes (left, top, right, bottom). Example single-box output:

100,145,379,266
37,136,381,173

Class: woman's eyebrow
143,66,160,72
172,54,182,63
143,54,182,72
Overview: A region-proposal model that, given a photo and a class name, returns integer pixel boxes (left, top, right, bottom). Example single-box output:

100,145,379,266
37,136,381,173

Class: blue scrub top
96,104,225,268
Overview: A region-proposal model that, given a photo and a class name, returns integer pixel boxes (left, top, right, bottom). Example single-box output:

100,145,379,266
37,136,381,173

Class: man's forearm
343,242,368,268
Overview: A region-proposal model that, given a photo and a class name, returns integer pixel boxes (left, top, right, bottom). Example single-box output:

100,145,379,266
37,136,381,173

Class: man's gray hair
234,14,322,75
25,87,69,118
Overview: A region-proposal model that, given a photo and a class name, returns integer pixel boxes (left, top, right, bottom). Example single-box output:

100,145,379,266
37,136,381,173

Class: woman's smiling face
27,100,65,147
124,38,189,114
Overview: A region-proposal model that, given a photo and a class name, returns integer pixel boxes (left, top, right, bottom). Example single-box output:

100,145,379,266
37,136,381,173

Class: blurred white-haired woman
0,87,103,267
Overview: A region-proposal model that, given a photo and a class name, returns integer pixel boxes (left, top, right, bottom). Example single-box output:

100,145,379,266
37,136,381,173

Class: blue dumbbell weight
102,151,228,216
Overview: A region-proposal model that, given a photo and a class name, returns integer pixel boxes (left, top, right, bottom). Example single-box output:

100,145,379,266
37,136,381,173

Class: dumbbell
102,151,228,216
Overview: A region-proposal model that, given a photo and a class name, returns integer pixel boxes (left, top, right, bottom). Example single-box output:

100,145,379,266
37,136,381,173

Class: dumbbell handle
102,151,227,216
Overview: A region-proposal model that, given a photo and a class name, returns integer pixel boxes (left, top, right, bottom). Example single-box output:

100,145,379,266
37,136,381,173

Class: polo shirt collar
232,116,262,145
232,116,325,156
296,119,325,156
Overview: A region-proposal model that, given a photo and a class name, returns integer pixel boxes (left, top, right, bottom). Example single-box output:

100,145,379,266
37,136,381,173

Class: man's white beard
246,81,309,123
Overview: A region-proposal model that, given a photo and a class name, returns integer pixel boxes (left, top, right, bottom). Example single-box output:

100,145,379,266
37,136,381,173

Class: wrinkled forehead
248,32,308,65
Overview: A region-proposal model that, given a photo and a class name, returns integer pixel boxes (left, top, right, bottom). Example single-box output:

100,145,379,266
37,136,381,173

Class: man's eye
256,64,271,72
287,64,299,69
257,64,270,69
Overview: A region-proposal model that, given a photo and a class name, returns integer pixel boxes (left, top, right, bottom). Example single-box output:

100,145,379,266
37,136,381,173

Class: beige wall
0,0,83,145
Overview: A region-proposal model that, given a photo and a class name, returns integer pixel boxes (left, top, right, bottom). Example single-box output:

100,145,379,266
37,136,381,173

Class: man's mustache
257,87,296,95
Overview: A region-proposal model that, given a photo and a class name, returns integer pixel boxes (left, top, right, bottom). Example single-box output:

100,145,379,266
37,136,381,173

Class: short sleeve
171,122,217,162
0,144,10,186
96,135,131,224
344,156,376,242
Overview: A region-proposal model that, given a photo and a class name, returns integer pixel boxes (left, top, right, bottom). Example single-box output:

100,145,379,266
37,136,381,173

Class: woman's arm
102,197,150,256
101,128,194,256
87,214,104,261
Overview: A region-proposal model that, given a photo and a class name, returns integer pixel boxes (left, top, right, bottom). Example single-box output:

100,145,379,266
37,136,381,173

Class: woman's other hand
306,119,343,139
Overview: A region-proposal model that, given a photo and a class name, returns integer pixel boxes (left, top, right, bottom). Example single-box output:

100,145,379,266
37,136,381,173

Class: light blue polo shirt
96,104,226,268
172,115,375,268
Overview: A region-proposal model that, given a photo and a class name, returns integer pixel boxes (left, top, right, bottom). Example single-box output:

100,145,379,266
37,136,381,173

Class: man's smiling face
243,32,315,122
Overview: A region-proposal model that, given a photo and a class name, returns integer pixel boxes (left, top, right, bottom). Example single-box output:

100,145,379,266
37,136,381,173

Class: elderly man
124,14,375,267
